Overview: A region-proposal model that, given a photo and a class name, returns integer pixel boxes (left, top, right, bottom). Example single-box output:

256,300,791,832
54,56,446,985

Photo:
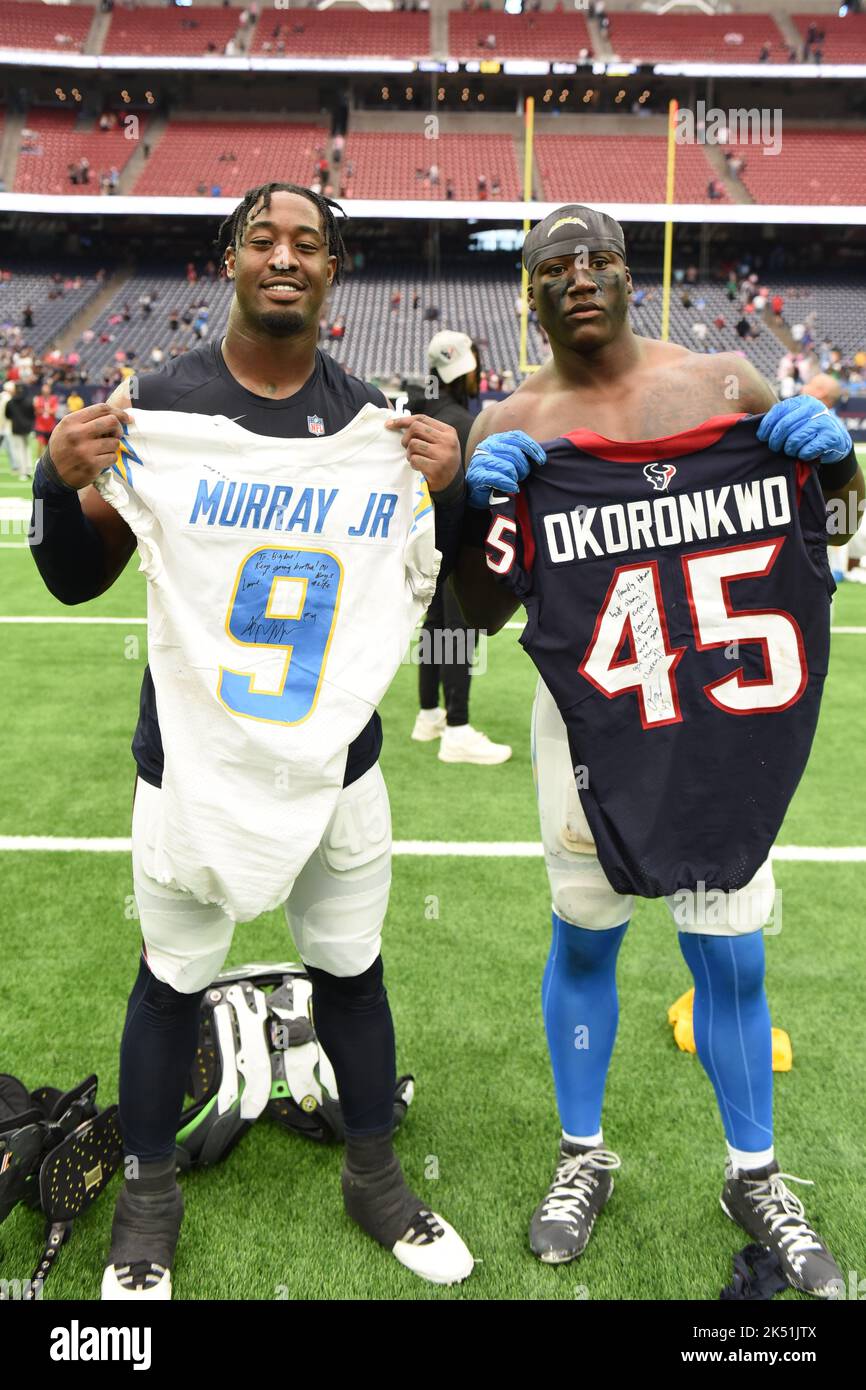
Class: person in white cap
408,330,511,765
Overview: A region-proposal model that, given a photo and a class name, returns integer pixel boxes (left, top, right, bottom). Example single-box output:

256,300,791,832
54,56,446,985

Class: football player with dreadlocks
29,183,473,1298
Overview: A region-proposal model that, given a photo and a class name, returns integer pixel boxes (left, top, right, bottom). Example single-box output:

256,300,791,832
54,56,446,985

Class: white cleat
101,1261,172,1300
412,708,447,741
392,1209,475,1285
438,723,512,765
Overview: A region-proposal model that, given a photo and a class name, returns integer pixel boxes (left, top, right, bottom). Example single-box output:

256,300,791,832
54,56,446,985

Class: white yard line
0,837,864,862
0,615,146,624
0,617,864,633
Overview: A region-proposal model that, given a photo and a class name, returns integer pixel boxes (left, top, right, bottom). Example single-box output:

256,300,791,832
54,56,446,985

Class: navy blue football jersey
485,414,834,898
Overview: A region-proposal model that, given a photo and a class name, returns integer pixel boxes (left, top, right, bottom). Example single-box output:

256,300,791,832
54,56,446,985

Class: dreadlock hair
213,182,348,285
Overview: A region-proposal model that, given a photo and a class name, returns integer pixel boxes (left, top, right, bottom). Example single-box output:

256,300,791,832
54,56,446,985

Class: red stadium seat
103,6,242,57
250,11,429,58
447,13,593,61
792,14,866,61
13,109,148,196
341,132,520,200
131,120,331,197
728,128,866,205
605,14,789,64
0,2,92,53
535,134,728,205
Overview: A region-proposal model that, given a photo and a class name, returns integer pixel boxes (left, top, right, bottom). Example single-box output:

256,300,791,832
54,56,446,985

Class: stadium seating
62,266,866,388
535,134,728,204
103,6,242,57
250,11,430,58
604,14,789,64
792,14,866,61
13,110,147,196
0,267,103,355
0,2,92,53
131,121,329,198
447,13,592,60
728,129,866,205
341,132,520,200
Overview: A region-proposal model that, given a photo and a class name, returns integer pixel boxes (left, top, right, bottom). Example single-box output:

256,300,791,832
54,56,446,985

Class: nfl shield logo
307,414,325,436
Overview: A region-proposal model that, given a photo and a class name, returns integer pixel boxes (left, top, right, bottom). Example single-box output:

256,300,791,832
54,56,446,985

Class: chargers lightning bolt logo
643,461,677,492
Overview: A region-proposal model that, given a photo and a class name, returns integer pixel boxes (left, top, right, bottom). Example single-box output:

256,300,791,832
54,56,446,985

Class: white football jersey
95,405,439,921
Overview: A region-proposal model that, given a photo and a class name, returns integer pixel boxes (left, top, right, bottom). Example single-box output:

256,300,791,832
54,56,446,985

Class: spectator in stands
445,180,455,201
79,157,90,185
139,292,153,317
22,304,34,329
409,329,510,765
193,306,210,340
65,386,84,413
33,380,59,450
771,293,784,317
121,302,131,323
0,382,15,472
391,290,401,313
332,134,344,166
759,43,771,63
67,162,79,187
197,182,207,197
735,315,751,341
680,289,693,310
632,288,647,308
685,265,698,284
707,178,723,201
328,316,346,341
4,381,35,479
150,346,165,367
491,176,500,196
168,308,180,333
691,321,709,349
423,304,440,323
778,362,798,399
412,290,420,311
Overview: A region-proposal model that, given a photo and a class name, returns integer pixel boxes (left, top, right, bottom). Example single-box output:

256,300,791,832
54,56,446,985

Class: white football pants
132,762,392,993
531,678,775,936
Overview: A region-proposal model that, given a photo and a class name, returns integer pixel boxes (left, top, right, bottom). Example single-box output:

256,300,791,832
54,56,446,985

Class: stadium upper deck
0,1,862,66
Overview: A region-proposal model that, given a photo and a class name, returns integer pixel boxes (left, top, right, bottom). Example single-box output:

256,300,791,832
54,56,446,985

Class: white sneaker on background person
411,707,447,741
438,723,512,765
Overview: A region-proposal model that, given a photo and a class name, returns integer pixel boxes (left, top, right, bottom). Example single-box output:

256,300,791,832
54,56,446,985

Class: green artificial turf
0,454,864,1301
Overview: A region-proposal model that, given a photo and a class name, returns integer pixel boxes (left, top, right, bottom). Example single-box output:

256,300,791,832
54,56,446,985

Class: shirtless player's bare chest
485,344,767,445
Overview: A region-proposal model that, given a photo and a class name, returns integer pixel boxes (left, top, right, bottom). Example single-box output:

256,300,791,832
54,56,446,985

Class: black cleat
529,1141,621,1265
101,1182,183,1301
720,1161,843,1297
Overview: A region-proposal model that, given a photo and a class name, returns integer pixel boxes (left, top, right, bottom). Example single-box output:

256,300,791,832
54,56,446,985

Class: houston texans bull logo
643,461,677,492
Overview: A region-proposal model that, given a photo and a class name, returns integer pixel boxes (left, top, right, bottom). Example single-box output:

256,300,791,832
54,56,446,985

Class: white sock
418,707,442,720
563,1128,603,1149
727,1142,774,1175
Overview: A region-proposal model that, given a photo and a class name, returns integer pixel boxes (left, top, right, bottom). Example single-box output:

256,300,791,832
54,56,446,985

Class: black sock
342,1131,426,1248
119,953,206,1162
305,956,396,1134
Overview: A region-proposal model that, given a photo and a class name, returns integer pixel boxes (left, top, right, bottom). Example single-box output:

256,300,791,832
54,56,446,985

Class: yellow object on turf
667,988,792,1071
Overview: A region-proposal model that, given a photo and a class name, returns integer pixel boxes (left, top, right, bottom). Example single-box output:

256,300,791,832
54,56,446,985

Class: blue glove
756,396,852,465
466,430,547,509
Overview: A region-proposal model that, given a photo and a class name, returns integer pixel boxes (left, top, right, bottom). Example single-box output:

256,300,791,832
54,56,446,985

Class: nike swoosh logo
489,491,511,504
229,414,246,422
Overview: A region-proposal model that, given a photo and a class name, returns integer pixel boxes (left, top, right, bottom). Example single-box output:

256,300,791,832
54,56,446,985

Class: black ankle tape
125,1154,178,1194
342,1151,425,1250
345,1129,395,1174
108,1183,184,1270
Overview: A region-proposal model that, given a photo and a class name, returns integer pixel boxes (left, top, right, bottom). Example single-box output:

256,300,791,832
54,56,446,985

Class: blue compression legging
541,913,773,1151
